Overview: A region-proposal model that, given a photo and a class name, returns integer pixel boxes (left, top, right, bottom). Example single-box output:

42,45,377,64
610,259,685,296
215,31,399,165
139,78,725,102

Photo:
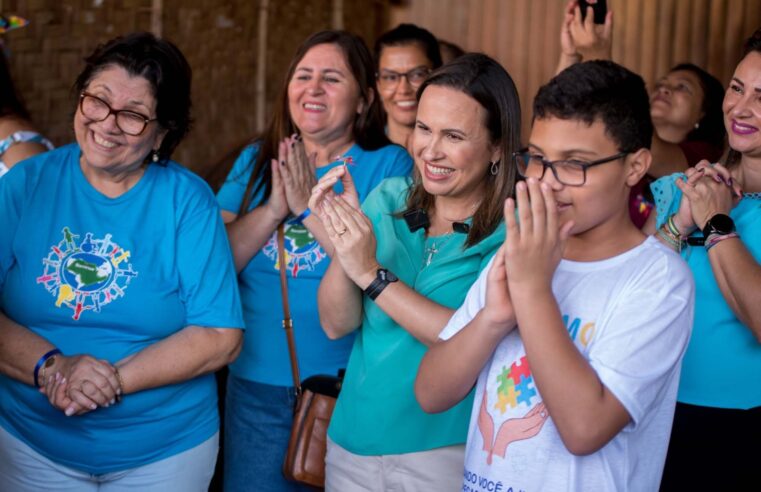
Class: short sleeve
589,256,694,427
439,256,493,341
216,144,260,213
176,195,244,329
650,173,685,229
0,164,31,292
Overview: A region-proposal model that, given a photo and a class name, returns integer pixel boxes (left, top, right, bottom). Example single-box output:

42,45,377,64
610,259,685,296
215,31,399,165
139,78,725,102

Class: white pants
325,437,465,492
0,425,218,492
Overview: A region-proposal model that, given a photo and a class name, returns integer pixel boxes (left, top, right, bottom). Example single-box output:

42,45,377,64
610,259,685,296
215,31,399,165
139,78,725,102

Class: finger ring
337,229,347,236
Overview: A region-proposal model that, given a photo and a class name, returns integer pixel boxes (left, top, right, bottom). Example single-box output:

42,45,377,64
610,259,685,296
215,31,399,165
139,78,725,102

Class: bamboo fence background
391,0,761,139
1,0,758,175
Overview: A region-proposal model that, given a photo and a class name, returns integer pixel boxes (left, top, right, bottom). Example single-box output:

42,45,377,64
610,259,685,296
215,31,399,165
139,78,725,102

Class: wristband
666,215,682,238
294,208,311,223
656,225,681,253
34,349,61,388
705,232,739,252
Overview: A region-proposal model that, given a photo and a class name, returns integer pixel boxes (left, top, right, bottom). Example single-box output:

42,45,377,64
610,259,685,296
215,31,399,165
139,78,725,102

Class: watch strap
364,269,396,301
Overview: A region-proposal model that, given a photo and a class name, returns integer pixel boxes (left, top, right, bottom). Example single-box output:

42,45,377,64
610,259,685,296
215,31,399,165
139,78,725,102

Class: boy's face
526,116,646,238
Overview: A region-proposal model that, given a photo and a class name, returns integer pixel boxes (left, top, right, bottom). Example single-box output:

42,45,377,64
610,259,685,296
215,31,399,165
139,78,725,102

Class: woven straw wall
2,0,388,175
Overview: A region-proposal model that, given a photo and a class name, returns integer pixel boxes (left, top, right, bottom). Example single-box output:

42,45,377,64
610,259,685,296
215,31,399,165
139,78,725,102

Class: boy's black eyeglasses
79,92,156,136
512,149,630,186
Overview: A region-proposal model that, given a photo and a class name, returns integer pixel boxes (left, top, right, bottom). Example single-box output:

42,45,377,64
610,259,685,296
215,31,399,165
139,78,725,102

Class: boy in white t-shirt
415,61,695,492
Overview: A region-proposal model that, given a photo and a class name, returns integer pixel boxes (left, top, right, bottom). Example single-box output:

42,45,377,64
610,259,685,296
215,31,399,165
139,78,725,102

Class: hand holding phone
578,0,607,25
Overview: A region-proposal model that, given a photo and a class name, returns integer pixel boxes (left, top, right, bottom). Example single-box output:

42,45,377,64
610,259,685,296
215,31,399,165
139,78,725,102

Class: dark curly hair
73,32,192,165
534,60,653,153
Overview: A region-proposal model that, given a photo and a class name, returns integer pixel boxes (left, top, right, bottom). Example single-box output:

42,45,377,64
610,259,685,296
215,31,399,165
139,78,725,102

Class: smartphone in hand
578,0,607,24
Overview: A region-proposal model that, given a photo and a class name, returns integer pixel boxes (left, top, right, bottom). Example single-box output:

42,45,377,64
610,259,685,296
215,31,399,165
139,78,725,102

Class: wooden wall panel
390,0,761,141
2,0,386,175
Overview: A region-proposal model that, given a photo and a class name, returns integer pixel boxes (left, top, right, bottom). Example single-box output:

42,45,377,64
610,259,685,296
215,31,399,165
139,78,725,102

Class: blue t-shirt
652,175,761,409
0,144,244,474
217,143,412,386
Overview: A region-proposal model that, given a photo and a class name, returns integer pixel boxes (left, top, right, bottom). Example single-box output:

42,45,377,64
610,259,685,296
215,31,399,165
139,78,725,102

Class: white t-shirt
440,236,694,492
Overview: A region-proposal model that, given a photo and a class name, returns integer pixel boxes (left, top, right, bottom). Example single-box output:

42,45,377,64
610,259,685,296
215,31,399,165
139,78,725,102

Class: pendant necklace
423,233,454,268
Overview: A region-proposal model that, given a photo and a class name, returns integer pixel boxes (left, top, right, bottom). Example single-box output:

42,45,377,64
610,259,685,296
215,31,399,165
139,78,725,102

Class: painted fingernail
65,407,75,417
111,398,116,405
90,403,97,410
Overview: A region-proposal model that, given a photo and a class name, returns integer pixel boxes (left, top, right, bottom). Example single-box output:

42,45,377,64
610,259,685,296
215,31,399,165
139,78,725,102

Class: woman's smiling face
74,64,165,175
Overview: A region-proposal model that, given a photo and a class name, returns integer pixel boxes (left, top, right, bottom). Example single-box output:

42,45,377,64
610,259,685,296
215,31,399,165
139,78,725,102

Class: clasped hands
308,165,379,288
672,160,742,235
39,354,121,417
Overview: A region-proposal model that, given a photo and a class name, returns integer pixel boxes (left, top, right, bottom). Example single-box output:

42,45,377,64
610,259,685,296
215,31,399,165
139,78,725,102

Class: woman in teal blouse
309,53,522,491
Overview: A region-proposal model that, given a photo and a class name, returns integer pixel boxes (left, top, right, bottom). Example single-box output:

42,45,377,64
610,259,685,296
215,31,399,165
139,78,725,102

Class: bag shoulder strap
277,224,302,392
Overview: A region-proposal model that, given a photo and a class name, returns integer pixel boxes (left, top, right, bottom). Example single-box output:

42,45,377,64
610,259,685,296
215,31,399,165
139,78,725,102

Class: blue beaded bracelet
34,348,61,388
294,208,311,223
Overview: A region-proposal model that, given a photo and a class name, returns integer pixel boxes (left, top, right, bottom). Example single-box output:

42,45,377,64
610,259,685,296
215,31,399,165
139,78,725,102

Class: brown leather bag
277,225,342,488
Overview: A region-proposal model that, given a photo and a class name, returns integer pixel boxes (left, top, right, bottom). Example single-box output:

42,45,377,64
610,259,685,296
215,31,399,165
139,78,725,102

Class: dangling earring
490,160,499,176
151,150,160,163
694,122,700,130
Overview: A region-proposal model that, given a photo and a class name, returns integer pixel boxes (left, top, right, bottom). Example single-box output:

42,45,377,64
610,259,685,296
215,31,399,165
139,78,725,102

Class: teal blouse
327,176,505,455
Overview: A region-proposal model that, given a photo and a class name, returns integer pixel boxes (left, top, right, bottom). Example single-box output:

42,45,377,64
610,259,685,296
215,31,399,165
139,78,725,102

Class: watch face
378,269,398,282
705,214,735,236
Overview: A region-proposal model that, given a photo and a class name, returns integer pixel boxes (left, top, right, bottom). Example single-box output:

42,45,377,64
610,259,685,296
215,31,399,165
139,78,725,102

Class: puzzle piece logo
494,355,538,414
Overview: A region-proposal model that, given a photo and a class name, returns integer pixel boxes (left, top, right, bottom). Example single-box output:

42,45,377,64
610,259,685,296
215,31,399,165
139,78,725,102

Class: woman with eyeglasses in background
374,23,442,150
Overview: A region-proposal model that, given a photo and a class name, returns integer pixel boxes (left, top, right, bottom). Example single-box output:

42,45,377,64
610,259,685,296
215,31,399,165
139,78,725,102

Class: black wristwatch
702,214,735,238
363,268,398,301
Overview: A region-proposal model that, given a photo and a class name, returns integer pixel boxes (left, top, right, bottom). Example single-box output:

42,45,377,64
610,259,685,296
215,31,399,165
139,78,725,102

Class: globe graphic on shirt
37,228,138,320
61,252,114,292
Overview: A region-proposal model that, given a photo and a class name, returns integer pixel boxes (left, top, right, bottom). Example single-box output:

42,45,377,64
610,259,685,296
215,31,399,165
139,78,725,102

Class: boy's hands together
481,245,517,336
503,179,574,294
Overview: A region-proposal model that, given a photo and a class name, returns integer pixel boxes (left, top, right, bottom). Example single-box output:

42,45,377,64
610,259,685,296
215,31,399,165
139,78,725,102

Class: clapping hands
266,134,318,222
309,165,379,285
